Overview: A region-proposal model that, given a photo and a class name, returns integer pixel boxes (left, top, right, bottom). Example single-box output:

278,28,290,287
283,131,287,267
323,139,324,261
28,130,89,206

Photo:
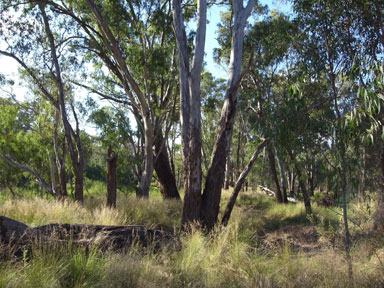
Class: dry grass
0,190,383,287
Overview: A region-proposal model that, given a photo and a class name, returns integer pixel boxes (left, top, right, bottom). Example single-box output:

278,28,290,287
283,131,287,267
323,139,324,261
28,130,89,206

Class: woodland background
0,0,384,287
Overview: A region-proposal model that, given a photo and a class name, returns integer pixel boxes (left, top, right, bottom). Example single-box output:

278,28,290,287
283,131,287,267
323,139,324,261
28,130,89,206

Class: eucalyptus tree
292,0,366,283
0,1,86,201
90,105,142,206
45,0,181,199
0,96,59,196
288,1,384,231
348,62,384,231
172,0,207,225
335,0,384,231
201,0,256,229
217,11,298,204
173,0,255,229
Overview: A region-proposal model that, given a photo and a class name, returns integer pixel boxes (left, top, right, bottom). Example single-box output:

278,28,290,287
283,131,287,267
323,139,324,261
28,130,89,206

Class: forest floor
0,186,383,287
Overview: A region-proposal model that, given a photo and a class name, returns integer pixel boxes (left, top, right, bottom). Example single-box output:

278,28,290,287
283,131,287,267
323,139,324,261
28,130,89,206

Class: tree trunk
73,165,84,202
200,0,255,231
40,5,84,203
154,133,180,200
53,110,67,199
373,139,384,231
267,144,283,203
222,139,269,226
224,146,232,189
136,118,154,198
85,0,155,200
287,150,312,214
288,169,296,198
106,146,117,208
296,166,312,215
39,166,44,198
275,149,288,203
5,183,17,199
307,156,316,197
173,0,206,226
59,137,67,198
47,150,58,196
235,130,242,180
360,146,366,197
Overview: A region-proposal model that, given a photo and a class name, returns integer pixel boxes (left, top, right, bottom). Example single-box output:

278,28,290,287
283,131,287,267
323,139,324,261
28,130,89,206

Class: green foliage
347,61,384,143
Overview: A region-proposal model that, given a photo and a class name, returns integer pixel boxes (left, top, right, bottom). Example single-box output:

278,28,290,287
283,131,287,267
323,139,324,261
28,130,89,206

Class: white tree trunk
173,0,206,226
201,0,255,230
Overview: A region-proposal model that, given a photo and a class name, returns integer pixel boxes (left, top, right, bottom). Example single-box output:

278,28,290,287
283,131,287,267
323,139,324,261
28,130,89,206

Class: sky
205,0,292,79
0,0,292,135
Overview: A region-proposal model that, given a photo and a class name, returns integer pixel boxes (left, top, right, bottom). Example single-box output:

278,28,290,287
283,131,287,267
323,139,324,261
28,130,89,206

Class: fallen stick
258,185,298,203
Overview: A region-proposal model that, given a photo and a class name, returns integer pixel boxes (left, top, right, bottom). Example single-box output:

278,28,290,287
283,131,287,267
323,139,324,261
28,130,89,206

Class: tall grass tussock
0,188,383,287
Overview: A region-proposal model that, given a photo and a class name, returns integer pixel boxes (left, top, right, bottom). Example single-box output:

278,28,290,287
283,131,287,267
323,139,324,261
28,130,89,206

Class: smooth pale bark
222,139,269,226
201,0,255,231
40,4,84,202
224,145,232,189
267,144,283,203
275,148,288,203
235,130,242,180
85,0,154,198
106,146,117,208
187,0,206,221
136,122,154,198
53,110,67,198
173,0,206,225
47,150,58,196
173,0,193,222
288,169,296,197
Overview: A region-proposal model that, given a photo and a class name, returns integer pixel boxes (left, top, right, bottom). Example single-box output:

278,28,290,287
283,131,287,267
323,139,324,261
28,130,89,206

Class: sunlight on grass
0,198,90,226
0,191,383,287
118,195,182,230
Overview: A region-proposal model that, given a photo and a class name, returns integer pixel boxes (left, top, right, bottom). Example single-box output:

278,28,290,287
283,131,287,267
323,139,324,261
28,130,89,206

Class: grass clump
118,195,182,230
0,190,383,287
0,198,90,226
0,245,107,288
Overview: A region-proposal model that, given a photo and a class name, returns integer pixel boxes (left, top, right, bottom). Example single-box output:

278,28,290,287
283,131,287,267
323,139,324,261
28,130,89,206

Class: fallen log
0,216,179,254
258,185,298,203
